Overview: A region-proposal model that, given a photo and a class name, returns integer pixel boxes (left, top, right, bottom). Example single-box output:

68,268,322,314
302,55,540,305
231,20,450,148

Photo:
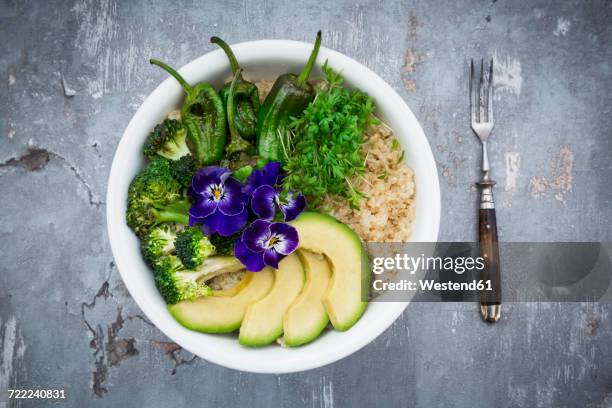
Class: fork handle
477,181,501,323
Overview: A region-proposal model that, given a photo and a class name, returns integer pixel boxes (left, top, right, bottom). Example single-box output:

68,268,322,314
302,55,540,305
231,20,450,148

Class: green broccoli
175,226,216,269
154,255,245,304
210,233,240,256
126,158,190,238
154,255,212,304
141,224,183,265
143,119,191,160
170,155,198,188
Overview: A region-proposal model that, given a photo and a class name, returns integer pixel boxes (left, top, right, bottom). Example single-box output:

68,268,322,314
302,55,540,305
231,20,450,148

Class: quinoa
167,109,181,120
326,122,416,243
255,79,275,101
207,269,246,291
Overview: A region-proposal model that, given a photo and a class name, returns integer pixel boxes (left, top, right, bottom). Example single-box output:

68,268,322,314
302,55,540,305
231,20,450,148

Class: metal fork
470,59,501,323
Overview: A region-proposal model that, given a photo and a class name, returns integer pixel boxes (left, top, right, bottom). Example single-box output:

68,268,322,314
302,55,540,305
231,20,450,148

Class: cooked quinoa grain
167,109,181,120
208,270,246,291
255,80,275,101
326,122,416,242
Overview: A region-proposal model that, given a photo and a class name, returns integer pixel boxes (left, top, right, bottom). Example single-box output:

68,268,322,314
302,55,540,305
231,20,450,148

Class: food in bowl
124,32,416,348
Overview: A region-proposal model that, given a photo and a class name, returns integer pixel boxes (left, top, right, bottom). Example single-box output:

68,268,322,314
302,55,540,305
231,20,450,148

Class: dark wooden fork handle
476,177,501,322
479,208,501,300
479,207,502,322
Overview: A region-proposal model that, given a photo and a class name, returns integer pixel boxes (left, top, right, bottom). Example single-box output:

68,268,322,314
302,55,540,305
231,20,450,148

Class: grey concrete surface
1,0,611,407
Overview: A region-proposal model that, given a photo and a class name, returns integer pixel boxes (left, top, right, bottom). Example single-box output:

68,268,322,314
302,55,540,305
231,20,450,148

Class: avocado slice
283,250,332,346
239,254,305,347
291,212,370,331
168,269,274,333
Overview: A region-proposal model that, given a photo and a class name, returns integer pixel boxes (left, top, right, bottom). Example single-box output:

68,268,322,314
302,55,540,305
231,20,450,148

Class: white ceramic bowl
107,39,440,373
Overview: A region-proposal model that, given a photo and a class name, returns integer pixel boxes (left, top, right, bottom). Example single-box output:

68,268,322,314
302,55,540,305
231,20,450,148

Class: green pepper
150,59,226,165
232,165,253,182
256,31,322,163
225,69,252,155
211,36,260,141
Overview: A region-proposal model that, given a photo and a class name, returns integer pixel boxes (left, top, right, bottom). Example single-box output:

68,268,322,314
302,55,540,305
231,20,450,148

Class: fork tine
488,58,494,123
479,59,485,123
470,59,476,125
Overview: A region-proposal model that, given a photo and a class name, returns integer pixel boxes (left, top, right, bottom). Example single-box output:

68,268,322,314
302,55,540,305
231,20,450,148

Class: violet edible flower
243,161,281,195
234,219,299,271
188,166,248,237
251,185,306,222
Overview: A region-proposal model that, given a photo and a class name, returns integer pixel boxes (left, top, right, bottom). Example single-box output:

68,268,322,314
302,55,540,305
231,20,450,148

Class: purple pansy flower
251,185,306,222
234,219,299,271
243,162,281,195
188,166,248,237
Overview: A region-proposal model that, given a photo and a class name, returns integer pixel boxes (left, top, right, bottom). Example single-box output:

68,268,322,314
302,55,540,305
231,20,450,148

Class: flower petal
200,211,223,236
191,166,230,193
278,193,306,222
242,219,271,253
188,214,201,227
251,185,277,220
243,170,261,196
187,185,197,199
269,222,299,255
260,162,281,186
243,161,282,195
220,207,248,236
263,249,282,269
217,177,247,216
234,238,266,272
188,198,217,219
202,208,248,237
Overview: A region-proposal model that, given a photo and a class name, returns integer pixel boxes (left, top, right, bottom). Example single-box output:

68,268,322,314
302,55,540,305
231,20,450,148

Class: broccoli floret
143,119,190,160
127,158,190,238
153,255,244,304
128,158,181,203
141,224,183,265
209,233,240,256
154,255,212,304
170,155,198,188
175,226,216,269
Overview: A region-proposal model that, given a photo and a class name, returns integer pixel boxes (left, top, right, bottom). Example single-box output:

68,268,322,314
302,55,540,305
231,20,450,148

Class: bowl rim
106,38,440,373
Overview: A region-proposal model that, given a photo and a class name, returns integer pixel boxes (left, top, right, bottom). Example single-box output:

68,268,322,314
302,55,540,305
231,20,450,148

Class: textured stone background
1,0,611,407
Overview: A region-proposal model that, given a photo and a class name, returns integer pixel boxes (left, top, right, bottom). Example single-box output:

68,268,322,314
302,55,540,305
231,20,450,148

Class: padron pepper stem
297,30,322,86
150,59,192,93
210,36,239,74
